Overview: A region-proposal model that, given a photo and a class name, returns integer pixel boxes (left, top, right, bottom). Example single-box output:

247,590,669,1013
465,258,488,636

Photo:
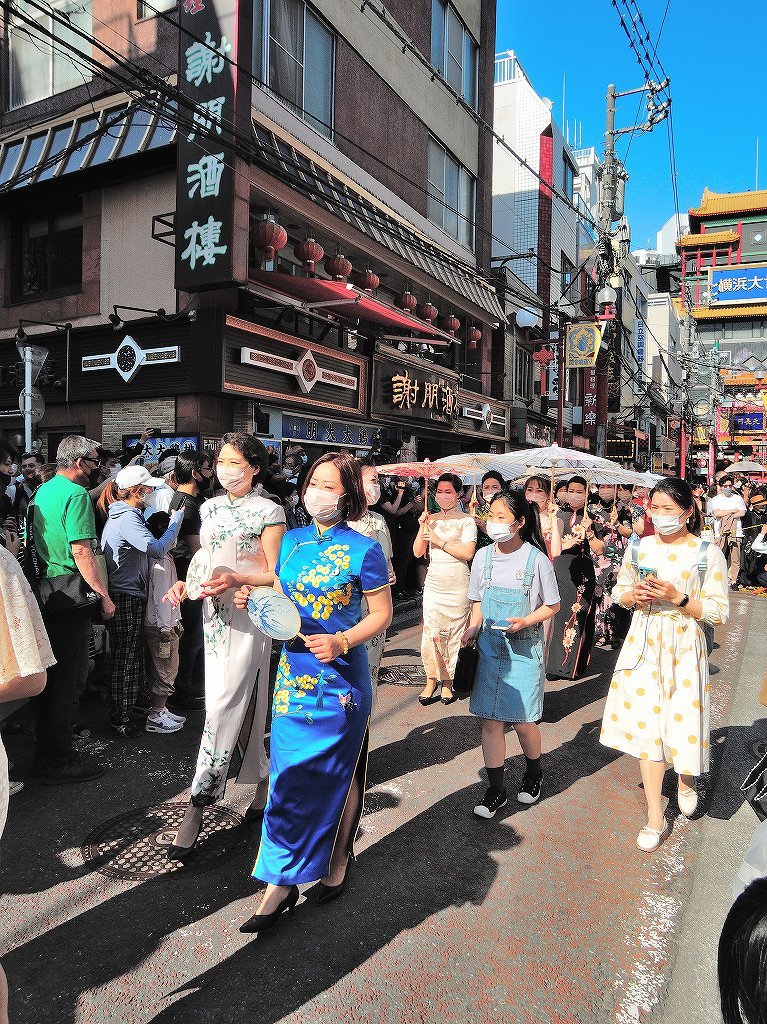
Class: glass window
8,1,93,110
90,110,127,165
427,137,475,249
0,141,24,186
430,0,479,110
263,0,334,138
62,116,99,173
563,156,575,201
119,108,153,157
138,0,176,17
561,253,575,297
514,346,531,399
36,124,73,181
13,204,82,300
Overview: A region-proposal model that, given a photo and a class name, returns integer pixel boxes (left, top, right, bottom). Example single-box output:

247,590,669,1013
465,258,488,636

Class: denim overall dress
469,544,545,723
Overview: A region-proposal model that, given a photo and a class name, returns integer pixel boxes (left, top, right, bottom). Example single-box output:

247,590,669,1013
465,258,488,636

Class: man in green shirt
30,436,115,784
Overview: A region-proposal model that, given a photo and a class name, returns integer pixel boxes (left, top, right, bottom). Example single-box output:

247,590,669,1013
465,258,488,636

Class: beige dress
421,515,477,684
0,545,56,838
348,510,393,711
600,535,729,776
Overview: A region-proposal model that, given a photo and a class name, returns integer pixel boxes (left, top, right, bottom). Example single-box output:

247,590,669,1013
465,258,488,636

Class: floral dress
546,510,597,680
421,515,478,684
588,500,634,645
188,491,286,806
254,520,389,886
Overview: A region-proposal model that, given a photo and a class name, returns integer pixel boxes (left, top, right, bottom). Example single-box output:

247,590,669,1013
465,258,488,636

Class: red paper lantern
417,301,438,324
324,252,352,280
441,313,460,336
252,217,288,263
397,290,418,312
467,326,482,349
352,268,380,292
294,237,324,274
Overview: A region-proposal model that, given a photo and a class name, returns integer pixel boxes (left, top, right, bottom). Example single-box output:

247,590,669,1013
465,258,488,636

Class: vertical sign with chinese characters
582,366,597,439
176,0,246,290
547,344,559,402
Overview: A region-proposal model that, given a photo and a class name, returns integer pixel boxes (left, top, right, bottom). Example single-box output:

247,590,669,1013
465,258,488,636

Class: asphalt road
1,594,763,1024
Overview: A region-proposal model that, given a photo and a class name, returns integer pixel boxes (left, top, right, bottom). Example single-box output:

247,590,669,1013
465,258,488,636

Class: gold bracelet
335,631,350,655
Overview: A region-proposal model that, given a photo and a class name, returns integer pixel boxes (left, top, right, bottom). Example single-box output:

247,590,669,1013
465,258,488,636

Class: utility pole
594,78,670,457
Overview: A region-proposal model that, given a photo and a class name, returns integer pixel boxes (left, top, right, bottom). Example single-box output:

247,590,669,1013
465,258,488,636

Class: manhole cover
378,665,426,686
82,802,247,880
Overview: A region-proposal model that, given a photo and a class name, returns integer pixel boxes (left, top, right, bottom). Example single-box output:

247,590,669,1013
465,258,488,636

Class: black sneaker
32,754,105,786
111,719,139,738
167,693,205,712
517,771,542,805
72,723,91,739
473,787,508,819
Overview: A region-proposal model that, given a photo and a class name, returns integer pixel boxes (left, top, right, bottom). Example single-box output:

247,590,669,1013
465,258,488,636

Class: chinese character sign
709,263,767,305
565,323,602,369
582,367,597,438
176,0,239,290
635,320,645,369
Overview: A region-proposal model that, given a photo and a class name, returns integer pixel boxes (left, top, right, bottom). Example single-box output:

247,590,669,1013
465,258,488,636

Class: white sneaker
162,708,186,725
8,780,24,797
145,709,184,734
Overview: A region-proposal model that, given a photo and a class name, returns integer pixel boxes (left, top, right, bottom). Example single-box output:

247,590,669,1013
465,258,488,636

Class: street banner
709,262,767,304
565,322,603,369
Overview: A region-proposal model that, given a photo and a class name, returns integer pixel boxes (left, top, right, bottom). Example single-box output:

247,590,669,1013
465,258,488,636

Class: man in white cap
146,456,178,514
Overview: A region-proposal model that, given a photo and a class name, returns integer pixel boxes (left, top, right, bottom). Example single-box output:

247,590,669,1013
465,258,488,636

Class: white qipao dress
600,535,729,776
189,491,286,806
347,509,393,709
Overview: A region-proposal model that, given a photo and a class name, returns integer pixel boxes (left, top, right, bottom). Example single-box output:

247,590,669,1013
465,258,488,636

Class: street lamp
15,319,72,452
108,305,167,331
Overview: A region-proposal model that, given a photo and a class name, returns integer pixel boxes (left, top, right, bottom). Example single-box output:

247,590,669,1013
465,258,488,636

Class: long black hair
489,488,547,555
718,878,767,1024
649,477,702,536
481,470,505,490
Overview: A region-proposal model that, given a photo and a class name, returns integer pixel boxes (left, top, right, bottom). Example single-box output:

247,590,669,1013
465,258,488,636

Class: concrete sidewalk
0,595,761,1024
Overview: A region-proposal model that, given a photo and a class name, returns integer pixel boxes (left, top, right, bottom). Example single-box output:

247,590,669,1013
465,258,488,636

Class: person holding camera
600,478,729,852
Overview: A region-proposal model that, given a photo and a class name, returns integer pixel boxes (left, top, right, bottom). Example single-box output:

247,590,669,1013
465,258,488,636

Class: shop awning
251,122,505,327
0,99,177,192
249,269,461,344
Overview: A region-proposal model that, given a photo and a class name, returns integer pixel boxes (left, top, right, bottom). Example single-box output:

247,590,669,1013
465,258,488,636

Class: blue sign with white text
710,264,767,304
282,415,387,449
733,412,764,432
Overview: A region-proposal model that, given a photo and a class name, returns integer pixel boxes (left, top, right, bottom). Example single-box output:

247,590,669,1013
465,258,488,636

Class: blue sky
495,1,767,249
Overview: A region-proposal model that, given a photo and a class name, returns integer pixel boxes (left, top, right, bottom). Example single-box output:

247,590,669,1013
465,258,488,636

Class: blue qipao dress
254,520,390,886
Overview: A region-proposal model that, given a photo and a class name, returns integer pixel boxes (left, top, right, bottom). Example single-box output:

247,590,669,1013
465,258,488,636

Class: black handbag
453,642,479,694
742,750,767,821
25,499,100,618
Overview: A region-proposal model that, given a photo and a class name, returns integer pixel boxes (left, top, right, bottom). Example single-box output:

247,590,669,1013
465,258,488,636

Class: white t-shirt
710,492,746,539
468,542,560,610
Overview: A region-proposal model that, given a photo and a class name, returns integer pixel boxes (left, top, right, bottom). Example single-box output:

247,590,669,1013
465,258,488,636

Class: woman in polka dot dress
600,478,729,852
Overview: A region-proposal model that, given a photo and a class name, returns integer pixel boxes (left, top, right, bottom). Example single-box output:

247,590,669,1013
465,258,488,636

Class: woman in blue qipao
235,452,393,933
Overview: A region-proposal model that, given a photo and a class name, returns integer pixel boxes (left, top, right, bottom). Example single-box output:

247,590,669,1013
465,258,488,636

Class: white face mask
304,486,345,523
216,465,248,492
486,521,518,543
651,512,684,536
364,482,381,505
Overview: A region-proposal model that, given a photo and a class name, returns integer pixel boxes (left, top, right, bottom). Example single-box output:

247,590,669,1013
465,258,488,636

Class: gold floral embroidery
272,651,321,717
286,544,353,620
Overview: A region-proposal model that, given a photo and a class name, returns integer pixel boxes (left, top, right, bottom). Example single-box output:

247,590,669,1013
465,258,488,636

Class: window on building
427,137,475,249
430,0,478,109
253,0,335,138
514,345,532,400
8,1,93,110
12,205,83,301
138,0,176,17
742,220,767,261
563,156,575,202
561,253,575,299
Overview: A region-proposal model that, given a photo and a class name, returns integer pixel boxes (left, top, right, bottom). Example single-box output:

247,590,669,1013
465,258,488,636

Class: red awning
249,270,460,344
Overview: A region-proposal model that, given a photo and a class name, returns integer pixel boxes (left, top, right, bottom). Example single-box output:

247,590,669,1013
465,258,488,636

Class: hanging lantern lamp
294,237,324,274
467,326,482,349
324,250,353,280
397,290,418,312
417,300,439,324
352,268,380,292
441,313,461,336
252,215,288,264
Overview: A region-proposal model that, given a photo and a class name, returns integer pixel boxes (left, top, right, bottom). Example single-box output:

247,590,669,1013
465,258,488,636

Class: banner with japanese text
582,365,597,438
709,262,767,304
565,323,602,369
176,0,244,290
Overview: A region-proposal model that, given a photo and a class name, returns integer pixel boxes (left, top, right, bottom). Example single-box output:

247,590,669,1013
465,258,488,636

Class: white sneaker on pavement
145,709,184,734
161,708,186,725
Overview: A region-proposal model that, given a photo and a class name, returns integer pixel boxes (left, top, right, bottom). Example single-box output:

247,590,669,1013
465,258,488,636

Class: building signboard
716,404,767,442
372,353,459,427
176,0,244,290
582,366,597,438
709,262,767,304
565,322,602,369
733,411,765,433
224,317,366,416
635,320,645,374
82,335,179,384
123,435,200,460
282,414,387,450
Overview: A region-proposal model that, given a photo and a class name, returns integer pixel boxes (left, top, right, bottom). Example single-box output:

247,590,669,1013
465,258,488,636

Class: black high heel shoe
167,815,203,861
440,690,457,705
243,803,266,825
418,686,440,707
315,860,352,906
240,885,299,934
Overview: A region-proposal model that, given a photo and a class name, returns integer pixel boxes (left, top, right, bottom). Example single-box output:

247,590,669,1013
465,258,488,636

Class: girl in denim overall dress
461,490,561,818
